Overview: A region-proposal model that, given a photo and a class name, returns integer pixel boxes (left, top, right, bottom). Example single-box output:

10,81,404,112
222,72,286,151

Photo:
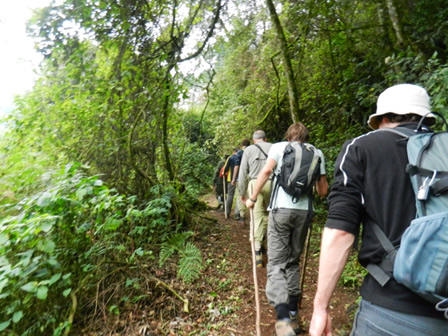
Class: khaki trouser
265,208,310,307
248,179,271,251
235,185,246,218
225,182,235,218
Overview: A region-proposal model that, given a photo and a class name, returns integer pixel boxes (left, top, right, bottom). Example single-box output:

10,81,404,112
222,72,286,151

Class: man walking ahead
247,123,328,336
223,148,238,218
238,130,272,266
309,84,447,336
232,139,250,222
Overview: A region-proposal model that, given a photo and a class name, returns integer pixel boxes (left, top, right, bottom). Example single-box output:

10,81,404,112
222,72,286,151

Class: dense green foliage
1,0,448,333
0,165,204,334
209,0,448,152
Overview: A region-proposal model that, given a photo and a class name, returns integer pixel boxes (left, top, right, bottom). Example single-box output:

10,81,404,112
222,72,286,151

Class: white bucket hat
368,83,435,129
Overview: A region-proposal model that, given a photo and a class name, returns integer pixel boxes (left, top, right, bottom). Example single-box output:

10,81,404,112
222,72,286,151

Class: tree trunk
385,0,404,45
162,77,175,181
265,0,300,123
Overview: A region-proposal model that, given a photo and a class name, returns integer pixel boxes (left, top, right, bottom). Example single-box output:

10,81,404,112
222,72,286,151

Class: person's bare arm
309,227,355,336
315,175,329,197
238,150,250,200
231,165,240,186
246,158,276,208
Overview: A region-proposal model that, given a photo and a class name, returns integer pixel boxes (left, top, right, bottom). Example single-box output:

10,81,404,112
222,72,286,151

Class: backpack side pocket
394,211,448,297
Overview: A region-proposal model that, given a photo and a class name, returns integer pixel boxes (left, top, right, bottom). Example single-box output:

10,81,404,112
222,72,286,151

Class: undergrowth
0,164,204,335
339,254,367,289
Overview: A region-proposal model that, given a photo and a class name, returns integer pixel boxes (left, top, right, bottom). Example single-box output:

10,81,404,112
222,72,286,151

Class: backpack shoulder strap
371,222,396,253
253,144,268,158
268,142,293,211
366,222,397,286
374,127,415,138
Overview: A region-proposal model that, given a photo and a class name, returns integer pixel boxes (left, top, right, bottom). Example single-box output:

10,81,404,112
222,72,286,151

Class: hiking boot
239,217,246,225
255,250,263,267
275,320,296,336
234,214,241,220
289,311,303,335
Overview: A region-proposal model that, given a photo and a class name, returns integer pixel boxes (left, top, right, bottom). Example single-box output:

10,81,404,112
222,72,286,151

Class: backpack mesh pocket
394,211,448,297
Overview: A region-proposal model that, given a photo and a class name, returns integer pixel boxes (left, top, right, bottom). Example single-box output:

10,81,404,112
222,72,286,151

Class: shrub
0,164,203,335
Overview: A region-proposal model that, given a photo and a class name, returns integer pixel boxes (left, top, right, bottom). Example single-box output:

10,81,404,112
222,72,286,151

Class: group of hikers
213,83,448,336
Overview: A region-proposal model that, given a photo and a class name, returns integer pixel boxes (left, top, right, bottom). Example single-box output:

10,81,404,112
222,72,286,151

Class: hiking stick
299,220,312,308
249,206,261,336
223,177,228,218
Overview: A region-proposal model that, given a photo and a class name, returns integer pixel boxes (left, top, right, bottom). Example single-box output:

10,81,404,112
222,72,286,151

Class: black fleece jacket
326,123,444,318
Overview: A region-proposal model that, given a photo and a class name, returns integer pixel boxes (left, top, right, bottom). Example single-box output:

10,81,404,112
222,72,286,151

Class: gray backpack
367,113,448,317
269,142,321,210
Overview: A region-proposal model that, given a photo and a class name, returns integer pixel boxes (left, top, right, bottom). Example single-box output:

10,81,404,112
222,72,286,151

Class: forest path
201,194,358,336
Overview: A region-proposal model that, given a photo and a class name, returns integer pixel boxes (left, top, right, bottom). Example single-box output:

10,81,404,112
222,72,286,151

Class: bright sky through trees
0,0,50,117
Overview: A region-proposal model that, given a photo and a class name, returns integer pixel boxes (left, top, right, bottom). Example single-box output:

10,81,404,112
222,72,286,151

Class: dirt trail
202,194,358,336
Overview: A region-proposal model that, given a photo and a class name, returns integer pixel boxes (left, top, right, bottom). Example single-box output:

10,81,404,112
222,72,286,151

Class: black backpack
269,142,321,209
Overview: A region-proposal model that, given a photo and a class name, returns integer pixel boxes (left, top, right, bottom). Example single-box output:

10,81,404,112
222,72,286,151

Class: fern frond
167,231,194,250
159,231,194,267
177,242,204,283
159,242,176,267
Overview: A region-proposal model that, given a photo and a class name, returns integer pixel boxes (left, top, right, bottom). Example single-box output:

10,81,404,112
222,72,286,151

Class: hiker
309,84,447,336
213,155,228,210
247,123,328,336
224,148,239,218
232,138,251,223
238,130,272,266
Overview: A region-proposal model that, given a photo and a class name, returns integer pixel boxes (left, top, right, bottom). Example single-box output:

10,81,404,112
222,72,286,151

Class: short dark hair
379,113,435,127
285,122,309,142
241,139,251,147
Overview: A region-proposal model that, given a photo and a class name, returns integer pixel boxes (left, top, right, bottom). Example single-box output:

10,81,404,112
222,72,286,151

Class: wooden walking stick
249,186,261,336
249,207,261,336
223,176,228,218
299,219,312,308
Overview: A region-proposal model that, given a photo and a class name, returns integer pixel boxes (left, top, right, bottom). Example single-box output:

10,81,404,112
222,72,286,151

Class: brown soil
81,194,359,335
196,194,359,336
